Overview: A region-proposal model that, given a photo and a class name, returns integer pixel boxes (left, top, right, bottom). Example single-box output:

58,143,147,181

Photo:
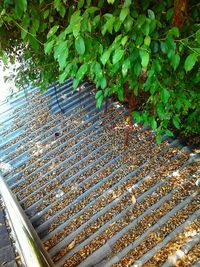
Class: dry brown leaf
68,240,76,250
132,195,136,205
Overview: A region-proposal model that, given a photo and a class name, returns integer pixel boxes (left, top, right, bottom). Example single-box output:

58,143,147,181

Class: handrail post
0,175,55,267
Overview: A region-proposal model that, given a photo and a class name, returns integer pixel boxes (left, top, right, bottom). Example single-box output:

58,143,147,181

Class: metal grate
0,80,199,267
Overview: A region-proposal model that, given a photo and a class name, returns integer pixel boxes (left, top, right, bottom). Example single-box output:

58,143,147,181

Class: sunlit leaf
184,53,198,72
75,36,85,55
112,48,124,64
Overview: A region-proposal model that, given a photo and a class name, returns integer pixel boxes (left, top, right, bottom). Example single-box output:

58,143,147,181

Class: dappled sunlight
0,161,13,174
0,63,19,103
55,189,64,199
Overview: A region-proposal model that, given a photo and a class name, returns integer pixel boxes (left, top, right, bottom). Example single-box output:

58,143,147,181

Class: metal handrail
0,174,55,267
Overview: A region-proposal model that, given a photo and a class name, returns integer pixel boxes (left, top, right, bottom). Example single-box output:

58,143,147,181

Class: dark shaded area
0,201,18,267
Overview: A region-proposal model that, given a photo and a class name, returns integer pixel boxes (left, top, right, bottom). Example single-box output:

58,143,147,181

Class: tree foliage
0,0,200,141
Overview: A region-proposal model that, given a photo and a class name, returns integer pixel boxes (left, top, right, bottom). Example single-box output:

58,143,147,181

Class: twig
12,20,44,46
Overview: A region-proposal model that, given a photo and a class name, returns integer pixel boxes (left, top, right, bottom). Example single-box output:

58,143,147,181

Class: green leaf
119,7,129,22
49,16,54,23
112,48,124,64
58,48,68,71
136,15,146,28
54,40,68,59
78,0,84,9
156,135,162,144
152,42,159,53
107,0,115,4
122,58,131,77
47,25,59,39
29,35,39,51
149,116,157,130
15,0,27,16
171,54,180,70
76,63,88,81
54,0,66,17
173,116,180,129
117,88,124,101
144,36,151,46
121,36,128,47
40,23,47,32
157,103,165,119
139,50,150,68
32,19,39,33
166,8,173,21
95,90,103,99
167,50,175,60
196,29,200,44
142,112,149,125
102,15,115,35
75,36,85,55
104,88,110,97
114,18,122,32
99,76,107,89
168,27,179,37
59,63,73,84
94,62,102,75
59,71,68,84
112,34,122,45
73,79,79,89
73,23,81,37
147,9,155,20
124,18,134,32
134,86,138,96
132,111,141,123
160,41,167,54
175,99,182,111
70,10,81,25
141,21,150,36
100,49,111,65
96,94,104,108
165,129,174,137
21,29,27,39
135,34,143,46
124,0,131,7
44,40,55,55
86,7,99,14
54,41,68,70
43,9,49,19
70,11,81,37
134,62,141,76
22,14,30,27
160,87,170,104
184,53,198,72
2,50,7,65
93,15,100,26
150,80,159,94
152,59,161,72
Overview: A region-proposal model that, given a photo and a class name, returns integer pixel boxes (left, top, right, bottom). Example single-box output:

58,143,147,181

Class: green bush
0,0,199,141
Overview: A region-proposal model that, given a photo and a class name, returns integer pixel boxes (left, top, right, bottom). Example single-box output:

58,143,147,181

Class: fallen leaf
68,240,76,250
132,195,137,205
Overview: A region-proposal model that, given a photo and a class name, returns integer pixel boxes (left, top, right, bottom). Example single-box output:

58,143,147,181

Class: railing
0,174,55,267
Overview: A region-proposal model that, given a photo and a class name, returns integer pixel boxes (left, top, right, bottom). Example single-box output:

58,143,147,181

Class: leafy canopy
0,0,200,141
